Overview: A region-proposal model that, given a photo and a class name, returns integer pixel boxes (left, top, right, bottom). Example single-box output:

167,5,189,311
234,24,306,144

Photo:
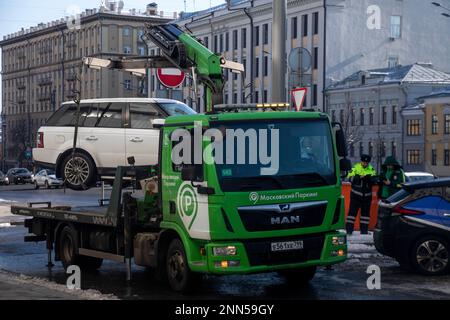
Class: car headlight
5,178,8,182
213,246,237,256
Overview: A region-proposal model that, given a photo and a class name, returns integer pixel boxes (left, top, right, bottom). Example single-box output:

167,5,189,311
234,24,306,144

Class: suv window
96,103,124,128
46,104,96,127
129,103,162,129
159,101,195,116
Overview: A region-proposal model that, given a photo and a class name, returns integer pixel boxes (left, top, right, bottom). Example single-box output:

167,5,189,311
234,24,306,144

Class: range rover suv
33,98,195,190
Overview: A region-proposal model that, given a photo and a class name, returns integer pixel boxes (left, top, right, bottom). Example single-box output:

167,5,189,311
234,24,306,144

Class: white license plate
271,240,304,252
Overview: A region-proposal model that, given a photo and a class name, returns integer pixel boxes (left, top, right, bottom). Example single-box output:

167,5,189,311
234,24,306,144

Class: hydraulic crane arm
83,23,244,113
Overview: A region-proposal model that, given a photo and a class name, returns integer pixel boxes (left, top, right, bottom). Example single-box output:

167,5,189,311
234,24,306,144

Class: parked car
374,178,450,275
6,168,33,185
34,169,64,189
405,172,437,183
0,171,9,185
33,98,196,190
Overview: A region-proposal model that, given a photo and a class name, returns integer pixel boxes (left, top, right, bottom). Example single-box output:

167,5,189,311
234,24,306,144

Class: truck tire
61,152,96,191
166,238,200,293
410,235,449,276
278,266,317,286
59,226,103,271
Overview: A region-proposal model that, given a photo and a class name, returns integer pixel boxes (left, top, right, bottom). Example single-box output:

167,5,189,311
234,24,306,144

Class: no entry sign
156,68,186,89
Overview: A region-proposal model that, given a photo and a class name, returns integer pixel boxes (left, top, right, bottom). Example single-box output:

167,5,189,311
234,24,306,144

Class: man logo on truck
177,183,198,230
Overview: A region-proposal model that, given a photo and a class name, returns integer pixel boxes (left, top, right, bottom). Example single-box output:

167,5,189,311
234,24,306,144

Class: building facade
148,0,450,113
326,64,450,172
421,92,450,177
0,2,171,167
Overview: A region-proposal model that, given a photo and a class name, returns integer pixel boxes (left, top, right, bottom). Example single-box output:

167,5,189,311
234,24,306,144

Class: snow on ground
347,232,382,259
0,270,119,300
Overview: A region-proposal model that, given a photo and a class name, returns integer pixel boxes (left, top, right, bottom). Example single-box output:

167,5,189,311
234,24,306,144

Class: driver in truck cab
346,154,378,235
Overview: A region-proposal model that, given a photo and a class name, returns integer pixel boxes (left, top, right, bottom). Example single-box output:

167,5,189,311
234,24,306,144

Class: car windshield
15,169,29,174
211,119,337,192
46,170,56,175
159,102,196,116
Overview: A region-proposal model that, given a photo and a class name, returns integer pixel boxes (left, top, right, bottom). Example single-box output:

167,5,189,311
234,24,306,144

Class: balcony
17,97,26,104
38,77,53,86
16,82,26,90
66,73,77,82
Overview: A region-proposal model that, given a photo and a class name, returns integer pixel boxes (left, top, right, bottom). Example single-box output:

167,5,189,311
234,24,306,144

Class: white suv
33,98,195,190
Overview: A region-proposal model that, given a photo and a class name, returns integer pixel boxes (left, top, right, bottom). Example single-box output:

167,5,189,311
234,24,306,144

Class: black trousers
346,193,372,234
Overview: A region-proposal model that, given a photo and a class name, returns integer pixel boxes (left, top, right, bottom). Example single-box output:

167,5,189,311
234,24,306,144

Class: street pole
272,0,287,102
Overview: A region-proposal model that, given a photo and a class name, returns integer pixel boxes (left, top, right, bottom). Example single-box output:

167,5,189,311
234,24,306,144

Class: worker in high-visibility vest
346,154,378,235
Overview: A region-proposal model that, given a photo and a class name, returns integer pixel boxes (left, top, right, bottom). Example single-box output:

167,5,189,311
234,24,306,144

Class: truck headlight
213,246,237,256
332,236,346,246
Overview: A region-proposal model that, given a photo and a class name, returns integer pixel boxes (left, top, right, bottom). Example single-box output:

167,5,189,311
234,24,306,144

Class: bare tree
340,93,363,157
8,120,28,166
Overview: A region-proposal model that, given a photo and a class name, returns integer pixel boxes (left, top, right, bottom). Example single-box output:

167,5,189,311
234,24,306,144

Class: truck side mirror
181,165,204,182
332,122,348,158
340,158,352,173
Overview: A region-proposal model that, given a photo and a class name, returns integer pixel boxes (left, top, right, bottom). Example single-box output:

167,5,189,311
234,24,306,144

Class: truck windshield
211,119,337,192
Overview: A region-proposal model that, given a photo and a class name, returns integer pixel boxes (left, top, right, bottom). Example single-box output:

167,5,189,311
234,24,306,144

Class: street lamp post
431,2,450,17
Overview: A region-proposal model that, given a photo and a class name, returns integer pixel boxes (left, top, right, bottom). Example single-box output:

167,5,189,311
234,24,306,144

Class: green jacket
378,156,405,199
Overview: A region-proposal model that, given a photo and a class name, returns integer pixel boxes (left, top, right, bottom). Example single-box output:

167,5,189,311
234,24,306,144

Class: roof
178,0,249,20
404,178,450,191
327,63,450,91
61,98,186,105
417,89,450,101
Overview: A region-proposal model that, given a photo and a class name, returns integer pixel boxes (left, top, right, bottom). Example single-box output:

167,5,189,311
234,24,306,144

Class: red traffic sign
291,87,307,111
157,68,186,89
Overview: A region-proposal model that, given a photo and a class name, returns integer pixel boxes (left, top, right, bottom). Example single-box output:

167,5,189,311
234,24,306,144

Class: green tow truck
12,24,351,292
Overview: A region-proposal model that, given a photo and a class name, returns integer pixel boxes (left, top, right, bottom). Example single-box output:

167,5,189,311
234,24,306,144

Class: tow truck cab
146,110,348,275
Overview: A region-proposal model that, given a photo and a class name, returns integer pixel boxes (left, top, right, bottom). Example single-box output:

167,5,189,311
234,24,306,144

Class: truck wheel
410,235,449,276
166,239,200,293
278,266,317,286
59,226,81,269
59,226,103,271
61,152,96,191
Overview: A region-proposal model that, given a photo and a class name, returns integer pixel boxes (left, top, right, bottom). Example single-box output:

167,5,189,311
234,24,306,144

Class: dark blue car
374,178,450,275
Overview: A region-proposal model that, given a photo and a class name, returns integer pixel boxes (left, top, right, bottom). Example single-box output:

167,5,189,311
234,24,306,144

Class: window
302,14,308,37
255,57,260,77
138,47,145,56
123,46,131,54
350,143,355,158
263,90,268,103
382,106,387,125
263,24,269,45
313,12,319,35
233,30,238,50
225,32,229,51
388,56,399,68
331,110,336,122
313,47,319,70
129,103,162,129
263,56,269,77
254,26,260,46
390,16,401,39
233,92,238,104
312,84,318,106
219,34,224,52
340,110,345,124
204,36,209,49
381,142,387,158
445,149,450,166
351,108,356,126
445,114,450,134
359,142,364,157
432,149,437,166
369,142,374,157
406,150,420,165
123,27,130,37
392,106,398,125
254,91,259,103
291,17,298,39
241,28,247,48
432,115,438,134
370,108,374,125
214,35,218,53
391,141,397,158
360,109,365,126
407,119,421,136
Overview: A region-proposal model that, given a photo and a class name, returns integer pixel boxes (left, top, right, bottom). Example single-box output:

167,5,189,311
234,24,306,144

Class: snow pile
0,271,119,300
0,223,12,228
347,232,382,259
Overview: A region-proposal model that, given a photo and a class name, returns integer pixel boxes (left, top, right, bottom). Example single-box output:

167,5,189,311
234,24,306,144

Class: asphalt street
0,185,449,300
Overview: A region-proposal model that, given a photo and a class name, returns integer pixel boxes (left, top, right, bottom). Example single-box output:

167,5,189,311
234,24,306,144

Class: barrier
342,182,379,231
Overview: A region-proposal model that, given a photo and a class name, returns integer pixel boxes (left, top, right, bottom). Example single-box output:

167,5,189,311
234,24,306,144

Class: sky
0,0,225,111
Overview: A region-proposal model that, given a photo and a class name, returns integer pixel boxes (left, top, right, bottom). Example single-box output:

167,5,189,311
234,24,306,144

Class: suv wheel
410,236,449,276
61,152,96,191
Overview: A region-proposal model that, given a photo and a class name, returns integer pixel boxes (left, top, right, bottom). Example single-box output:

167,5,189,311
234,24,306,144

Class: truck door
125,102,162,166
